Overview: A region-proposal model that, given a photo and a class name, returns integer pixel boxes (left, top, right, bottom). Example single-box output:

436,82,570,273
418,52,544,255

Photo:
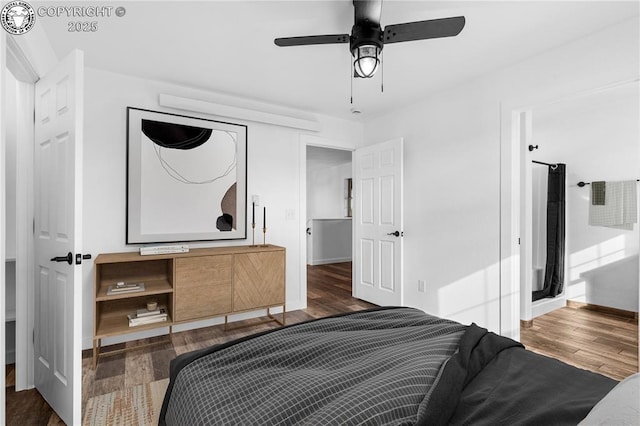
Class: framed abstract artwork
126,107,247,244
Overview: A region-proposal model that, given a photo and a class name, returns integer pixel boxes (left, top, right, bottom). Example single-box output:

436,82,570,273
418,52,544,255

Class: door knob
51,252,73,265
387,231,403,237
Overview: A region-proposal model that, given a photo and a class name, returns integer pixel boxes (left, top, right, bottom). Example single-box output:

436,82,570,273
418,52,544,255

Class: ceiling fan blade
383,16,465,44
274,34,350,47
354,0,382,26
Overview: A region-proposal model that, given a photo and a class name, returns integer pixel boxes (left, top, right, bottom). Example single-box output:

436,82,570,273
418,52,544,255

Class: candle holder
249,223,258,247
261,227,268,247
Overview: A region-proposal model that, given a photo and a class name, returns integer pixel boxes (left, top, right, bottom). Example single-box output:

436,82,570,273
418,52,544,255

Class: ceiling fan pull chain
350,56,354,104
381,50,384,93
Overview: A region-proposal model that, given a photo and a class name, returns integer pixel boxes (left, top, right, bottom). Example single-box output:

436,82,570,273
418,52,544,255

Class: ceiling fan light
353,45,380,78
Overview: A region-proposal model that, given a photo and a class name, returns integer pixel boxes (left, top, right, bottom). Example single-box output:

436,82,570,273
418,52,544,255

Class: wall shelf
95,279,173,301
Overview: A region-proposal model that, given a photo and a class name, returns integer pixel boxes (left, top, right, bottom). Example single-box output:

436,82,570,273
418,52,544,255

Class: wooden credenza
92,245,285,366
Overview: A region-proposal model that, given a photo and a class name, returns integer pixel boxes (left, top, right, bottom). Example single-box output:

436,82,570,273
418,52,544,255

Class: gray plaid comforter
161,307,467,425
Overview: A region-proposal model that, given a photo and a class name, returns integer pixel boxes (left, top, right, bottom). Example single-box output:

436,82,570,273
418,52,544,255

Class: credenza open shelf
92,245,286,367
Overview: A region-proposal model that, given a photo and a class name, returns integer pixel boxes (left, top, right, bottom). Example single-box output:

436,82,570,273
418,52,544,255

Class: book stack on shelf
128,306,168,327
106,282,145,296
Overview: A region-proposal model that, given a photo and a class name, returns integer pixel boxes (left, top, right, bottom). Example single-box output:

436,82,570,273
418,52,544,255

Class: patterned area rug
83,379,169,426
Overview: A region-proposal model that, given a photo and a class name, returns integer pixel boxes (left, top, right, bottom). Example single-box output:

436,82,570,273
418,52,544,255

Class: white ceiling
34,1,639,121
307,145,352,170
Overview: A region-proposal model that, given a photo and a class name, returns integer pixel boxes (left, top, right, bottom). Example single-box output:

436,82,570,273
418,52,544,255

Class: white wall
531,164,547,291
531,83,639,312
82,68,362,348
307,163,352,219
306,162,353,264
308,219,352,265
362,18,640,332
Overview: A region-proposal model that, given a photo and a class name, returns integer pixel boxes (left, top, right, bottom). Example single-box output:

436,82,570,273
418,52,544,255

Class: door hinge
518,237,521,245
32,329,35,345
33,217,35,234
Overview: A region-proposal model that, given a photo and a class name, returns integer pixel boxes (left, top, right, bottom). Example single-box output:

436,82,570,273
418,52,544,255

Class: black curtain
533,163,566,302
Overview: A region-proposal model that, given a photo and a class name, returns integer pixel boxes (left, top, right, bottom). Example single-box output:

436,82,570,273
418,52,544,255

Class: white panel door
353,138,403,306
34,49,84,426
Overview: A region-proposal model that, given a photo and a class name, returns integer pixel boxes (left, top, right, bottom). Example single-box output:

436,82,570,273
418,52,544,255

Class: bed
159,307,632,425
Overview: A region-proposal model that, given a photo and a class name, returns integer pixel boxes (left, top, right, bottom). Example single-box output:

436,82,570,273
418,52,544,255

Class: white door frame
499,77,640,342
5,35,38,393
0,31,38,424
299,134,356,310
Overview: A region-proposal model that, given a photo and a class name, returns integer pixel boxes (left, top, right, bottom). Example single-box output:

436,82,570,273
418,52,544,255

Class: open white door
34,49,84,425
353,138,403,306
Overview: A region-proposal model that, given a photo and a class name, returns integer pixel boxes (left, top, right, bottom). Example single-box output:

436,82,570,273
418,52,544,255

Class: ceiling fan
274,0,466,79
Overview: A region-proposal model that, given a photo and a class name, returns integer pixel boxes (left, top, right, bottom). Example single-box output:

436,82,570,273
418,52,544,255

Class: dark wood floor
4,261,638,424
306,261,375,316
5,364,64,425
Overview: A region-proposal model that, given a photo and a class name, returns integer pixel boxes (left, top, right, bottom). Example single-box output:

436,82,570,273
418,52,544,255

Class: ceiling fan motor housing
350,22,383,53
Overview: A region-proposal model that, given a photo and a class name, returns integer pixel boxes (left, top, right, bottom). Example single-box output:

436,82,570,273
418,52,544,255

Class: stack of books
106,282,145,296
128,306,168,327
140,244,189,256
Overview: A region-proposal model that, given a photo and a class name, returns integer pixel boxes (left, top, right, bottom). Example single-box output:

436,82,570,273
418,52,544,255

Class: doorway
4,43,39,423
305,146,355,314
520,81,639,323
500,79,640,340
4,39,85,425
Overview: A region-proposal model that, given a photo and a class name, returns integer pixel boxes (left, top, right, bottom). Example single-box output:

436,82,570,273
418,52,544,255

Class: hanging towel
591,181,606,205
618,180,639,229
588,180,638,230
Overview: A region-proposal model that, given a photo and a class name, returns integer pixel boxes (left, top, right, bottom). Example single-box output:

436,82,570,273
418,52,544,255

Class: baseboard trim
309,257,352,266
520,319,534,329
566,300,639,320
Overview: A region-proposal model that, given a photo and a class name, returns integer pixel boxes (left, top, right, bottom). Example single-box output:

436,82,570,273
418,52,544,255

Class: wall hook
528,145,539,152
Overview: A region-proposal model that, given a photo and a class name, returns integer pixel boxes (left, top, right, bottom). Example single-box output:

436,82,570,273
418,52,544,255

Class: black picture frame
126,107,247,244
